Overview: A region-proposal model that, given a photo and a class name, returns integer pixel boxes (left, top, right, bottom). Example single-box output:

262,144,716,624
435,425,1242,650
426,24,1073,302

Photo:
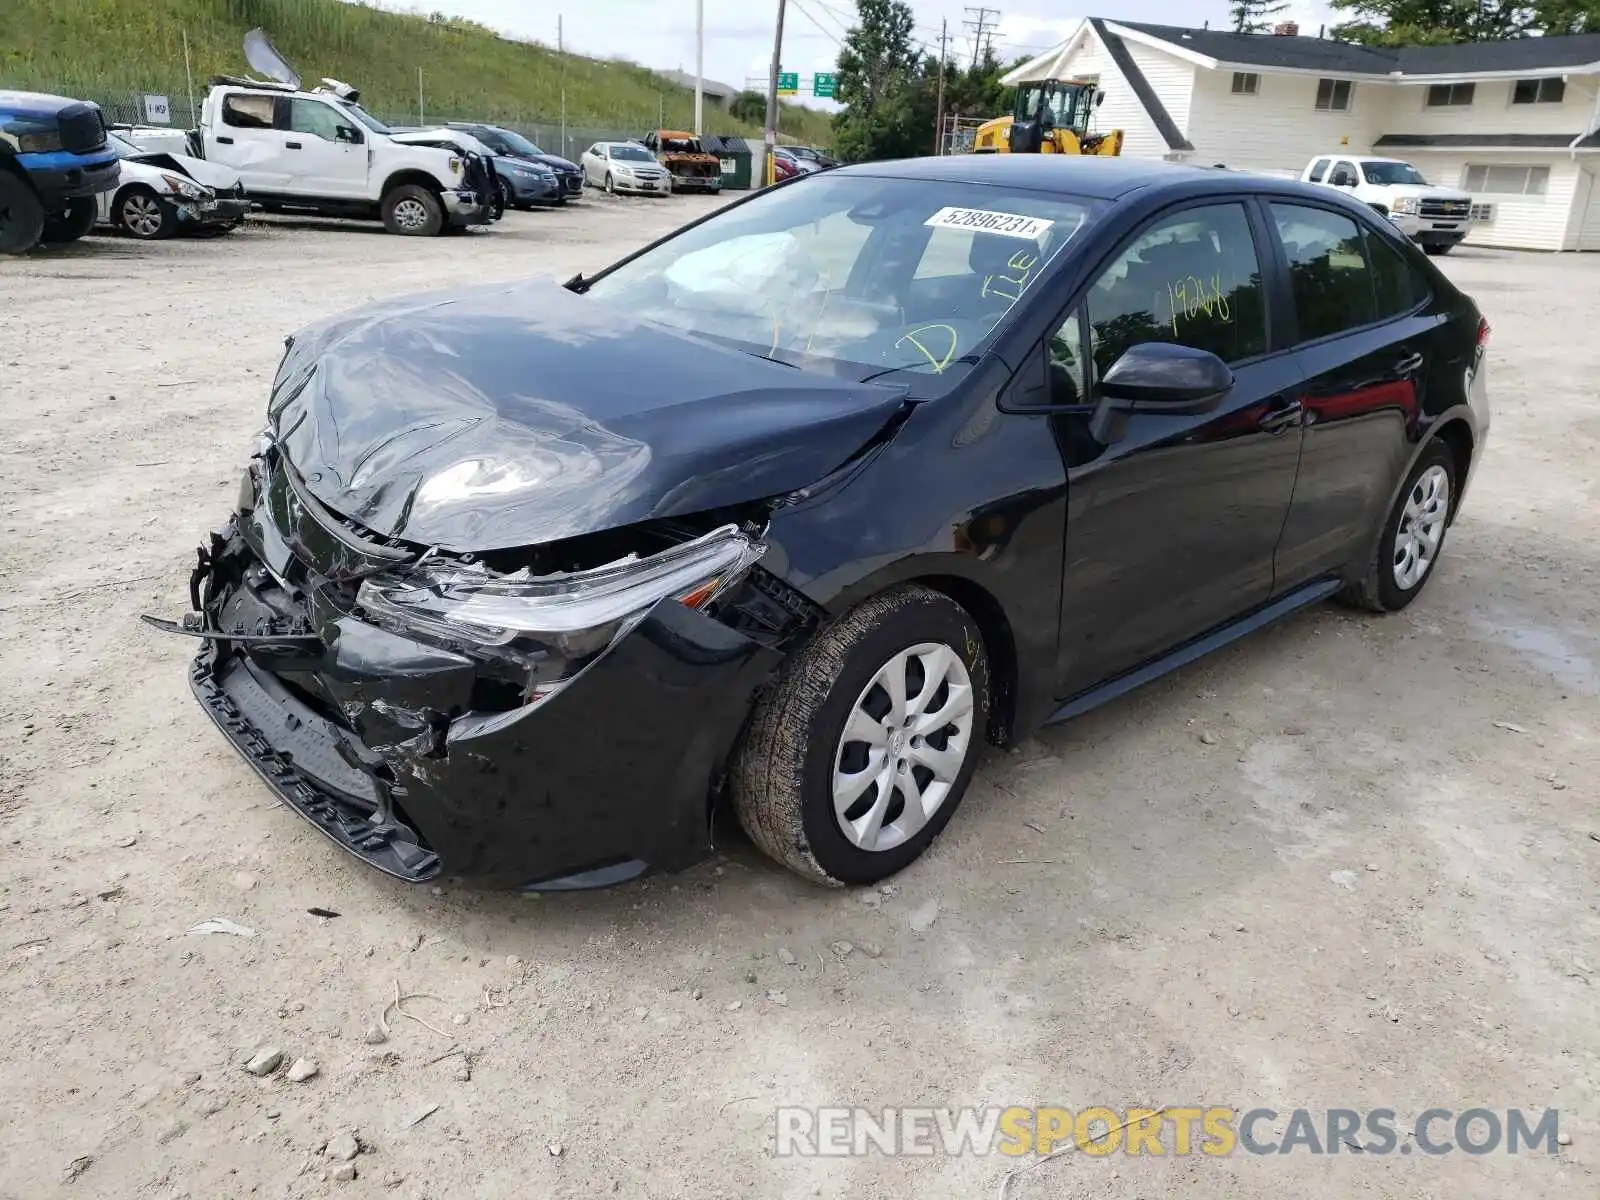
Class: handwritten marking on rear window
895,325,960,373
1166,274,1232,335
924,207,1055,240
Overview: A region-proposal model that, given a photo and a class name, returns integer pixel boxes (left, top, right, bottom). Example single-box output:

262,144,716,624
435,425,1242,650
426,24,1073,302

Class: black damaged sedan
149,156,1489,890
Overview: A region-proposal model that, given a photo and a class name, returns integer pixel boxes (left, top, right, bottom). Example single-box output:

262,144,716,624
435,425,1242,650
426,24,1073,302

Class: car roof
833,154,1241,200
832,154,1348,204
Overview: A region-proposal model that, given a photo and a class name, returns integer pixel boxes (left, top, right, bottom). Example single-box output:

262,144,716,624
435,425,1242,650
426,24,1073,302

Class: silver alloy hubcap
832,642,974,853
1393,464,1450,590
393,198,428,230
124,194,162,237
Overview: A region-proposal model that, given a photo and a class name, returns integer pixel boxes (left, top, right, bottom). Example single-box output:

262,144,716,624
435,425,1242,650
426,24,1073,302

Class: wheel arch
905,573,1020,748
1431,415,1475,519
379,169,445,199
0,155,39,194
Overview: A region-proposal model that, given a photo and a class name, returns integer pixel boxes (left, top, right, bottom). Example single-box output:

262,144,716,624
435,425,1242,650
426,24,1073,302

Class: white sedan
99,132,252,239
579,142,672,197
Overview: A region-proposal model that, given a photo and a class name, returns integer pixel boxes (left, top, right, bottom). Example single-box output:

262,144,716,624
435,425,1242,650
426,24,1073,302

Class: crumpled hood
269,279,908,552
132,150,241,191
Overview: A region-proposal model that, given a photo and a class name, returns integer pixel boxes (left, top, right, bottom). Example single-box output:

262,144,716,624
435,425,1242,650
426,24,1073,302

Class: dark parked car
445,122,583,202
147,156,1488,891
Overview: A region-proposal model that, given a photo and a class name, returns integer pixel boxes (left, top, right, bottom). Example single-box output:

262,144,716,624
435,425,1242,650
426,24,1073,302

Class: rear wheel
381,184,443,236
40,196,97,244
1339,440,1457,613
0,170,45,254
732,585,990,885
118,188,173,239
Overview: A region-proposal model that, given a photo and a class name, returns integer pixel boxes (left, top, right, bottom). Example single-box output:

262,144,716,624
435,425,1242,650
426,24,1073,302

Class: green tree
1328,0,1599,42
831,0,925,161
729,89,767,124
1230,0,1290,33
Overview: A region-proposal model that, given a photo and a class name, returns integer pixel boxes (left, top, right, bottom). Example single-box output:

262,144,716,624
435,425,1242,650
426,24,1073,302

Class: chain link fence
60,85,777,164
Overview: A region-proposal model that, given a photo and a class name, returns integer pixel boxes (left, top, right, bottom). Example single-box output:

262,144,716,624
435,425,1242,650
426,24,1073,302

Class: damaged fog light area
355,523,766,709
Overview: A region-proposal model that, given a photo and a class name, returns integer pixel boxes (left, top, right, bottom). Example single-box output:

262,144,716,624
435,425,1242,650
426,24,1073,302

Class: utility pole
933,19,949,154
557,14,563,52
963,6,1000,67
762,0,787,186
418,66,425,126
694,0,705,137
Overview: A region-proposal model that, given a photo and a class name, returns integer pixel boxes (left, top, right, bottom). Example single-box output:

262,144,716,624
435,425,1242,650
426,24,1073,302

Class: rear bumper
670,175,722,192
169,505,782,889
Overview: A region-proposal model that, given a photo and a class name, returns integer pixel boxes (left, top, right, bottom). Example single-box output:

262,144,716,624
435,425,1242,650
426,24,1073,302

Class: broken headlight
355,524,765,707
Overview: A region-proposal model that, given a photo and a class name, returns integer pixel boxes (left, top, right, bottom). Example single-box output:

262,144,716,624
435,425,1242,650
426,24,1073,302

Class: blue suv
1,90,121,253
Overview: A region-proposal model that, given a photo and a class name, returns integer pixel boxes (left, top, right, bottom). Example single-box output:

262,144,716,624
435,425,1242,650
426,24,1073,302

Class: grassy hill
1,0,833,143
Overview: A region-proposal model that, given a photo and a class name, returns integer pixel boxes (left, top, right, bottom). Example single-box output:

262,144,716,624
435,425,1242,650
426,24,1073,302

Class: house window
1231,72,1260,95
1512,78,1565,104
1315,79,1352,112
1425,82,1475,107
1462,164,1551,196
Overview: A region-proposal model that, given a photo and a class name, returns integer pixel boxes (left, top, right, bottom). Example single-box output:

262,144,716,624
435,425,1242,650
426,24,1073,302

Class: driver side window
1085,203,1267,384
288,99,350,143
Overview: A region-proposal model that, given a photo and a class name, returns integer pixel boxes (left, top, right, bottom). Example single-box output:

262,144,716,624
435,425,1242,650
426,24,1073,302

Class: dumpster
704,136,754,190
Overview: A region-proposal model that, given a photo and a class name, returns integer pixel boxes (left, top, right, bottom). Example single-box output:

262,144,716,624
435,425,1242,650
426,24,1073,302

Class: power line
790,0,845,44
963,6,1001,68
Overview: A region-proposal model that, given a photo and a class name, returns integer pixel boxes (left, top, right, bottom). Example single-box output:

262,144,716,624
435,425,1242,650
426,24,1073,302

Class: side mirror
337,125,362,144
1094,89,1105,108
1099,342,1233,413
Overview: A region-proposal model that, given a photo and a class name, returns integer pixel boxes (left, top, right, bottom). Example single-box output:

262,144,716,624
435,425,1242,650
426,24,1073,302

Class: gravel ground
2,197,1597,1200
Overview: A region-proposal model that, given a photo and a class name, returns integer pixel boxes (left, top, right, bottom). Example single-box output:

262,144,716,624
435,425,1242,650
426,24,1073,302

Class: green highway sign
777,72,799,95
813,72,837,98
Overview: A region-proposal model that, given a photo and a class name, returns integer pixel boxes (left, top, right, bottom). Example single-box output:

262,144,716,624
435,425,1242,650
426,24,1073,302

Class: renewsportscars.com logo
773,1106,1564,1158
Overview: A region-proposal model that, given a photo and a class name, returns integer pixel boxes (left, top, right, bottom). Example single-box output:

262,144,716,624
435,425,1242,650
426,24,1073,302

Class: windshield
584,175,1096,391
610,145,655,163
485,127,543,157
1015,82,1091,132
663,137,704,154
1363,160,1430,186
340,102,391,135
108,132,144,159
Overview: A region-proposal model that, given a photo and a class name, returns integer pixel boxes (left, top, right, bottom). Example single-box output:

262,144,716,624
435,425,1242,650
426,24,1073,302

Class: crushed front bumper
440,188,494,227
175,197,251,228
163,467,785,888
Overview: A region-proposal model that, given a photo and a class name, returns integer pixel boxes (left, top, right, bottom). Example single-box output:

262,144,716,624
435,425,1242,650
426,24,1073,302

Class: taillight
1476,316,1490,349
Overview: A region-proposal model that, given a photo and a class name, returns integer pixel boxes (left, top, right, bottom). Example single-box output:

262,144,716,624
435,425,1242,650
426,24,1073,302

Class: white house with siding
1005,19,1600,250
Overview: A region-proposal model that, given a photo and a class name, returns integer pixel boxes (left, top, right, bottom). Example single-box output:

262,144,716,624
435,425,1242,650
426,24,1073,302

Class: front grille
1421,199,1470,219
57,102,107,154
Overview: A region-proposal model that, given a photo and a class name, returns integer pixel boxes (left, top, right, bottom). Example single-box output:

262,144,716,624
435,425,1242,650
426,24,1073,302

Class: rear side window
222,93,277,129
1366,230,1427,318
1308,158,1330,182
1270,203,1375,341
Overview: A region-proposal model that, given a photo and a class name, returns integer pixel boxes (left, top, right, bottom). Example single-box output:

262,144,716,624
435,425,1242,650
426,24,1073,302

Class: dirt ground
2,196,1597,1200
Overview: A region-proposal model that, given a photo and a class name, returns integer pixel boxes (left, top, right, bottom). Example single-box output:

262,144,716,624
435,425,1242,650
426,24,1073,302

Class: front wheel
381,184,444,236
0,171,47,253
1423,242,1454,256
604,172,616,195
731,585,990,886
1339,441,1457,613
41,196,97,244
118,188,173,239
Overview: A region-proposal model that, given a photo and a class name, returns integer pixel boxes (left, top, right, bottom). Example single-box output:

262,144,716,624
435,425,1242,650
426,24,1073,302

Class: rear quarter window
222,93,277,129
1270,203,1376,341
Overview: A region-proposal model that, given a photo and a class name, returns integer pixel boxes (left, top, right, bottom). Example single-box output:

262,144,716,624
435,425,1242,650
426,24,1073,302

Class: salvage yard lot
2,196,1598,1199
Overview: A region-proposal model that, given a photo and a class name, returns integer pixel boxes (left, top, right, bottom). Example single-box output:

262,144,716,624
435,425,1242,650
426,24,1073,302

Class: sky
375,0,1339,110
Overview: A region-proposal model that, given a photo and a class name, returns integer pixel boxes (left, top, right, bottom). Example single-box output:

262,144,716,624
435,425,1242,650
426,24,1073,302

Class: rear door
280,98,367,198
1266,201,1439,586
1038,200,1306,692
206,91,290,190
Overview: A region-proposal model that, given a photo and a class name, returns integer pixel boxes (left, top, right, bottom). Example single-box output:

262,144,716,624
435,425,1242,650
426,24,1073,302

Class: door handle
216,135,234,144
1394,351,1424,374
1258,399,1304,434
285,141,303,150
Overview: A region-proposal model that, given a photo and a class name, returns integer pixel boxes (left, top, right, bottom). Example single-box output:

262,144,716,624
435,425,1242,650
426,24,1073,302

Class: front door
1044,201,1306,693
281,98,368,199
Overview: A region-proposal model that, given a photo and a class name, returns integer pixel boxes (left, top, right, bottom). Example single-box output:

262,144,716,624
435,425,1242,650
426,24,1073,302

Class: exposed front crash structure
156,449,818,888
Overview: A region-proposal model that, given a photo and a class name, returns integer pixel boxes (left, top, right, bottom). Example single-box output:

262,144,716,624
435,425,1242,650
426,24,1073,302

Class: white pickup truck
1301,155,1474,255
194,76,495,235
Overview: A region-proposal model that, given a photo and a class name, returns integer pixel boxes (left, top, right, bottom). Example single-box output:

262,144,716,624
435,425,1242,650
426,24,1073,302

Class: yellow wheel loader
972,79,1123,156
